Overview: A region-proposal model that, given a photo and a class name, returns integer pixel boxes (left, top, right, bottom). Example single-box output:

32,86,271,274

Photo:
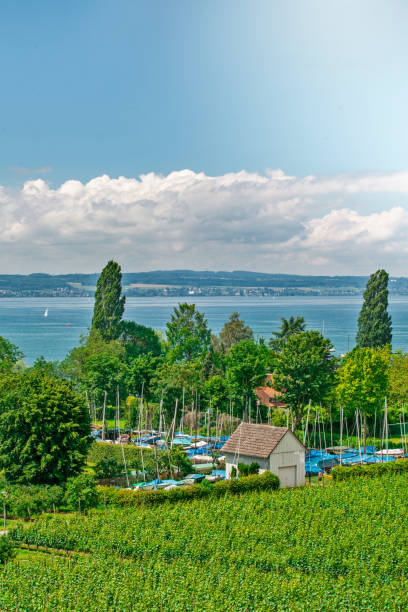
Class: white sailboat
44,308,48,318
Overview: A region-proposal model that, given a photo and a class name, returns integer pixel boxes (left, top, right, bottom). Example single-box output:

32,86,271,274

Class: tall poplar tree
91,260,126,341
356,269,392,349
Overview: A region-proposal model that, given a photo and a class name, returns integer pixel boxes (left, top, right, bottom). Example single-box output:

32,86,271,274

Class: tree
269,316,306,351
151,359,202,421
219,312,253,350
0,336,23,372
273,331,336,430
166,303,211,361
118,320,162,359
65,474,98,513
356,269,392,349
225,340,270,417
91,260,126,341
125,353,162,401
388,351,408,417
60,330,126,405
0,371,91,484
336,346,389,448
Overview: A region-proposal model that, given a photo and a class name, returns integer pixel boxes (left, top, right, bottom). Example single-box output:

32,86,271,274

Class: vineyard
2,474,408,610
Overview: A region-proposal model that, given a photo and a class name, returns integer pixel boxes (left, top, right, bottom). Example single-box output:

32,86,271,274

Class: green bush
0,483,64,520
238,462,260,477
95,457,123,479
97,471,280,509
332,459,408,481
65,474,99,513
0,537,15,564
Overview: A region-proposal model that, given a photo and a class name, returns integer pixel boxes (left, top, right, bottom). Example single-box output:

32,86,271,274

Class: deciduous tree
219,312,253,350
0,371,91,484
166,303,211,361
273,330,336,430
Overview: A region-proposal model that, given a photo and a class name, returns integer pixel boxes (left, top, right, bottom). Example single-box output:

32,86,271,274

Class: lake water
0,296,407,364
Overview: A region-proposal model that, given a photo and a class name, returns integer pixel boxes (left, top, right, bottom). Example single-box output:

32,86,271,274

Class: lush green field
3,473,408,611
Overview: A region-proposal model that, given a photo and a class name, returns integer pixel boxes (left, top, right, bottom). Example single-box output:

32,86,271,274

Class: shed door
278,465,297,487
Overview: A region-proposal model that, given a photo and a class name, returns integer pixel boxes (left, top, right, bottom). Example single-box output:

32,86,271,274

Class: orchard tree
91,260,126,341
269,316,306,351
273,330,336,430
336,346,389,449
219,312,253,350
356,269,392,349
166,303,211,361
0,370,91,484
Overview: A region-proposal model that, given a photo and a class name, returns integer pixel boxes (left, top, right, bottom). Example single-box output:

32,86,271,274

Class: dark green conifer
356,269,392,349
91,260,125,341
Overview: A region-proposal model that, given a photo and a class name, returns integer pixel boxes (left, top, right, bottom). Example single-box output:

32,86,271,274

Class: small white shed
222,422,305,488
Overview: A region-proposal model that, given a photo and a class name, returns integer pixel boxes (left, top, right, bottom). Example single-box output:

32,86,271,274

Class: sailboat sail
44,308,48,317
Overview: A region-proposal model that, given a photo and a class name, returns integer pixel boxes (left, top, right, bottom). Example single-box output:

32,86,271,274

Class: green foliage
0,370,91,485
225,340,270,409
336,346,389,418
388,351,408,415
201,375,229,411
151,359,201,420
273,330,336,428
356,269,392,348
94,457,123,479
332,458,408,480
269,316,306,351
118,320,162,359
96,471,279,508
238,462,260,476
65,474,98,512
1,484,64,519
166,303,211,361
6,474,408,609
218,312,253,350
91,260,126,341
0,336,23,372
88,442,192,479
61,330,126,405
0,537,15,564
125,353,162,402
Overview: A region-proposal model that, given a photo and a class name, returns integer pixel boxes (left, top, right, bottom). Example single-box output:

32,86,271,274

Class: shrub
97,471,280,509
95,457,123,479
332,458,408,481
65,474,99,513
0,537,15,564
0,484,64,520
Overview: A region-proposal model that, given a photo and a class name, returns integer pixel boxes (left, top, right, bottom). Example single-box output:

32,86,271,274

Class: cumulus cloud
2,169,408,274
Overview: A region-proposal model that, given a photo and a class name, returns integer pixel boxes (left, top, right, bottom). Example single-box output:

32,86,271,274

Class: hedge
332,458,408,481
97,471,280,508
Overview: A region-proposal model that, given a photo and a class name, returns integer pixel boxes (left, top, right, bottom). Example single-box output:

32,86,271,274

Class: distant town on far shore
0,270,406,298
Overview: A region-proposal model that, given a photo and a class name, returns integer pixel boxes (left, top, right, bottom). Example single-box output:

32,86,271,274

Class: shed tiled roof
221,423,290,459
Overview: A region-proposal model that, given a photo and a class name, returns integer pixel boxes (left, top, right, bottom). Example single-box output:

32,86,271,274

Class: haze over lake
0,296,407,364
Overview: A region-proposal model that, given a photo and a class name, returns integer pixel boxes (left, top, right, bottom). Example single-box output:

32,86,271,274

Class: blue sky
2,0,408,185
1,0,408,274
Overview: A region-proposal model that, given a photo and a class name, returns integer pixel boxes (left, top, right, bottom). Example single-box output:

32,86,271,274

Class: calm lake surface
0,296,407,364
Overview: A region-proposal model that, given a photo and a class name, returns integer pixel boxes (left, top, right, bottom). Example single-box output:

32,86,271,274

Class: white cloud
2,169,408,274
